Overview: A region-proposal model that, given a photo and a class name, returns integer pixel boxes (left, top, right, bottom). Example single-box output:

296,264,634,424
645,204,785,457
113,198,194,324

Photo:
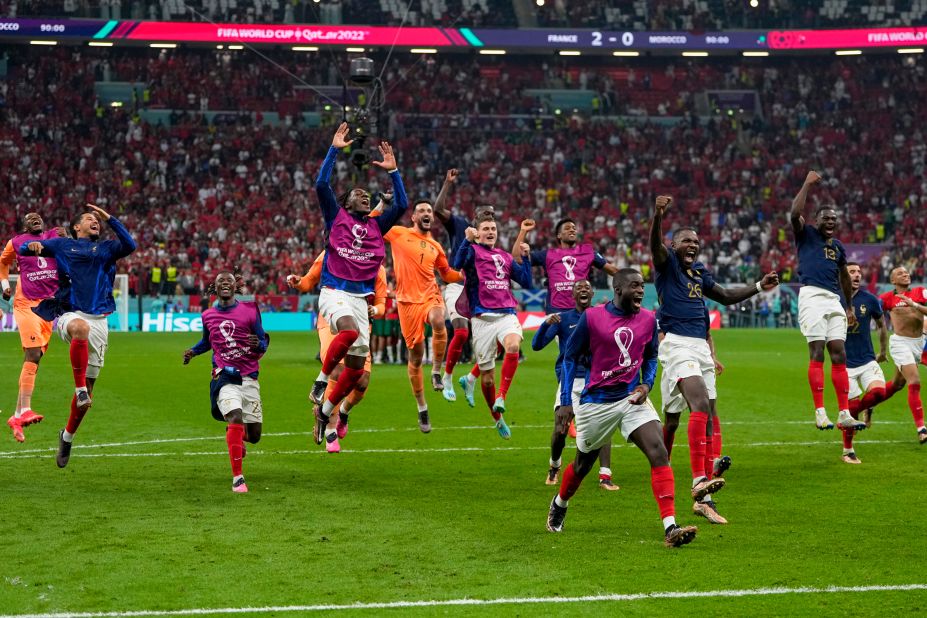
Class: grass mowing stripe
4,583,926,617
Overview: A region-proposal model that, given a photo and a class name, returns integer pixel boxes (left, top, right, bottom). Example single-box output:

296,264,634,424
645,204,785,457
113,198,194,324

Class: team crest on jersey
420,241,427,249
860,305,867,315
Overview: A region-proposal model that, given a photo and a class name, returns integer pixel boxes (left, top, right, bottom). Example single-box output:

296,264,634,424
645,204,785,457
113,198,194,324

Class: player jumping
545,268,697,548
183,272,269,493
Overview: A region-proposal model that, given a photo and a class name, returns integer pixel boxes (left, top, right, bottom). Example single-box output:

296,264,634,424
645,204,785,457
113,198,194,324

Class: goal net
3,274,130,332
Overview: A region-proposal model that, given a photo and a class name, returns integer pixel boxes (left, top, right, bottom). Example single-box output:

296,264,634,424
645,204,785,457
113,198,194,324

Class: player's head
475,211,497,247
572,279,593,310
613,268,645,314
671,227,700,266
474,204,495,222
555,218,578,246
210,271,242,302
847,262,862,291
70,211,101,240
815,206,838,238
340,188,373,215
890,266,911,288
411,200,433,232
22,212,45,234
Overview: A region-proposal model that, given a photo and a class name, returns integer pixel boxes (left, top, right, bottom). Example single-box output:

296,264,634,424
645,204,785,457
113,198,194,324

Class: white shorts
847,361,885,400
554,377,584,410
658,333,717,403
319,287,371,357
443,282,466,322
471,313,522,370
58,311,108,379
798,286,847,343
217,377,263,424
660,370,689,416
575,397,661,452
889,333,926,369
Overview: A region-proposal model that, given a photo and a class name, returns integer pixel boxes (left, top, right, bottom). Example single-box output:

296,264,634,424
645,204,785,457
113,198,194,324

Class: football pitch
2,329,926,617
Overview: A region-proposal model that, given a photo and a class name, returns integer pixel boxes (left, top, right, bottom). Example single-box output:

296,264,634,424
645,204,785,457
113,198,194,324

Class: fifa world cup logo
219,319,237,349
351,224,368,250
37,257,47,269
562,255,577,281
491,254,506,280
613,327,634,368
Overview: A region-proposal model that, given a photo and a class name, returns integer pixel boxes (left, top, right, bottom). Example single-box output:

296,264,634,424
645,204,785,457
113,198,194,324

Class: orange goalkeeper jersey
384,227,461,303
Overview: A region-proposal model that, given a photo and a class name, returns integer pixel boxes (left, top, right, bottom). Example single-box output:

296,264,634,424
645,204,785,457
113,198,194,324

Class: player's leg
825,326,860,430
676,376,725,499
400,303,431,432
458,358,480,408
316,297,370,439
216,381,248,492
444,317,470,399
596,443,619,490
548,407,567,485
799,289,833,428
708,400,729,478
8,304,51,441
337,368,370,439
493,317,523,413
806,340,832,428
899,362,925,442
662,412,681,458
427,305,448,392
311,289,361,403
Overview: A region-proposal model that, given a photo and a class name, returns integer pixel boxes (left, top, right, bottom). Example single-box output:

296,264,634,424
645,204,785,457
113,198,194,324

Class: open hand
86,202,111,221
555,405,574,435
332,122,354,149
371,141,397,171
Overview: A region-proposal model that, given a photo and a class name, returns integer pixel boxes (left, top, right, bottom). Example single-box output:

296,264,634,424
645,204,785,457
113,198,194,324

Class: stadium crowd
1,46,925,300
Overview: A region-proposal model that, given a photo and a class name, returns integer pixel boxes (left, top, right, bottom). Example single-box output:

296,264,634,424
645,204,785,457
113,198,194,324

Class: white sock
550,457,561,468
702,493,712,503
843,448,854,455
816,407,827,414
324,428,336,439
692,476,706,487
662,516,676,530
233,474,244,483
321,400,335,417
466,373,477,385
417,402,428,413
315,371,328,383
554,495,568,508
75,386,88,395
62,430,74,442
444,372,453,381
339,401,350,416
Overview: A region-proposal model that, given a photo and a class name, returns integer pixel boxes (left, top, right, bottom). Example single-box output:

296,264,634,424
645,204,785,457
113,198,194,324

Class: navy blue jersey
657,305,710,337
530,308,588,383
795,224,846,296
654,250,716,339
845,290,883,369
442,214,470,258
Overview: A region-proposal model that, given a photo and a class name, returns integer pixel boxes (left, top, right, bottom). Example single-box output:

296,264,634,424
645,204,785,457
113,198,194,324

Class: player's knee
664,413,680,432
480,371,494,387
225,410,244,424
69,320,91,339
246,425,262,443
24,348,43,363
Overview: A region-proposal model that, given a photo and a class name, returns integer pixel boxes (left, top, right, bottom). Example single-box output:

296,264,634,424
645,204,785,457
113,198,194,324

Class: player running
545,268,697,548
384,199,462,432
789,171,864,432
650,194,779,508
451,211,533,439
1,213,63,442
879,266,927,444
532,279,619,490
18,203,137,467
183,273,269,493
309,123,408,442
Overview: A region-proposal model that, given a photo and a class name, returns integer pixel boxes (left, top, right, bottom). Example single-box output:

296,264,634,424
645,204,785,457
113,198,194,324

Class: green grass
1,329,926,616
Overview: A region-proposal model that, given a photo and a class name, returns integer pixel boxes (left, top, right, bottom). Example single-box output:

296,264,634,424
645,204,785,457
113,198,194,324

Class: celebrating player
545,268,697,548
309,123,408,441
650,194,779,506
451,211,533,439
384,199,462,432
1,213,63,442
878,266,927,444
183,273,269,493
532,279,619,490
18,203,137,467
789,171,864,432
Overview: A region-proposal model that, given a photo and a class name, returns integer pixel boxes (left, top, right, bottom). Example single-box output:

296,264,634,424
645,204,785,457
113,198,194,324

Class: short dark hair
555,218,575,235
21,212,39,232
413,199,433,208
475,209,495,226
672,226,698,240
613,267,641,287
816,205,837,216
69,211,99,238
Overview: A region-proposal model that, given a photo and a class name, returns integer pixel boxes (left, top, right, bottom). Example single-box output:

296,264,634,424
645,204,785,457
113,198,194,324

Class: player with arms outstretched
18,203,136,467
545,268,697,548
183,273,269,492
879,266,927,444
1,213,64,441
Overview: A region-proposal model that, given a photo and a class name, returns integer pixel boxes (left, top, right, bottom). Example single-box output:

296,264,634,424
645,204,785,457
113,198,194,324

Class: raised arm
703,272,780,306
86,203,136,259
435,249,463,284
790,170,821,237
316,123,353,227
649,195,672,269
372,142,409,232
433,169,458,224
451,229,477,270
531,313,561,351
511,219,535,261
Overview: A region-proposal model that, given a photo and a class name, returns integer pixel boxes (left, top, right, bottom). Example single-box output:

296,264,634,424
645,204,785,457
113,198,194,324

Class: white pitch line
2,583,925,617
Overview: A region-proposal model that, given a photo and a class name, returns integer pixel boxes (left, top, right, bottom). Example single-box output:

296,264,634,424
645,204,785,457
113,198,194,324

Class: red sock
841,427,855,450
831,363,850,411
886,379,904,398
226,422,244,477
558,462,585,501
650,465,675,519
808,360,825,409
65,394,88,434
70,338,89,389
850,386,886,416
662,426,675,459
687,411,708,479
444,330,468,375
327,366,365,409
497,352,519,399
480,378,499,420
470,363,480,378
322,330,358,376
704,432,714,481
712,416,722,459
922,350,927,365
908,384,925,429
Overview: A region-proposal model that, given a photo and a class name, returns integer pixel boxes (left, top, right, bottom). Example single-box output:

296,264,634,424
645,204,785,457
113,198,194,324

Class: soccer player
841,262,899,462
183,272,269,493
385,200,462,432
878,266,927,444
1,213,63,442
18,203,137,467
650,194,779,503
789,171,863,432
545,268,697,548
532,279,619,490
451,211,532,439
309,123,408,441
